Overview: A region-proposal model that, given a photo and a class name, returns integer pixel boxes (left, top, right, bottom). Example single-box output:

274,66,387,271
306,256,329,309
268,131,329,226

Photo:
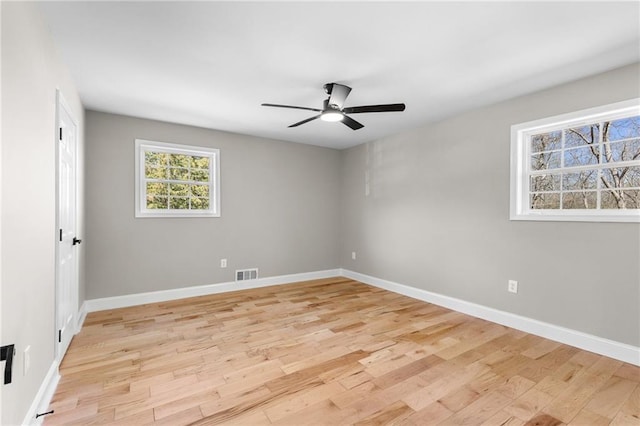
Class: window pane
145,151,168,166
565,124,599,148
191,156,210,169
603,139,640,163
145,165,167,179
191,184,209,197
562,170,597,190
531,131,561,153
622,190,640,209
602,190,640,209
146,195,167,209
606,116,640,142
191,197,209,210
169,167,190,180
621,166,640,187
562,191,597,209
169,197,189,209
169,154,190,167
146,182,168,196
530,193,560,209
564,146,598,168
191,169,209,182
530,174,560,192
169,183,189,196
531,151,561,170
601,166,640,189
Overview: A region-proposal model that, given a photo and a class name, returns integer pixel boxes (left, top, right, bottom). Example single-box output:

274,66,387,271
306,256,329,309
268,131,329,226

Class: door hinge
59,229,63,242
58,330,62,343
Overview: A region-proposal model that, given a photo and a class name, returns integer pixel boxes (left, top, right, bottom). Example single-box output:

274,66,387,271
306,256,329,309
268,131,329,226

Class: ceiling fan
261,83,406,130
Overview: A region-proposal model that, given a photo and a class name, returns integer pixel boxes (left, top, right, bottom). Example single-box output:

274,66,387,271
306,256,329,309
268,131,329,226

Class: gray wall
340,63,640,347
85,111,341,299
1,3,85,424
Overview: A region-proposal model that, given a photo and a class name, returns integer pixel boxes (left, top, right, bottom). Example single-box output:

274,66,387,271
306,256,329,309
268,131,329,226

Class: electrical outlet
23,346,30,376
220,259,227,268
352,251,356,260
508,280,518,294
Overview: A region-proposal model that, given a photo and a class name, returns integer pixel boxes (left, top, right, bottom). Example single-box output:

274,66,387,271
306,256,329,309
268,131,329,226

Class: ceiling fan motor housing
323,98,340,111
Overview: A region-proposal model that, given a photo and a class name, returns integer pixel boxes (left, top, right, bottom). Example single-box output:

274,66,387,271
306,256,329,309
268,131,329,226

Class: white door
56,92,79,360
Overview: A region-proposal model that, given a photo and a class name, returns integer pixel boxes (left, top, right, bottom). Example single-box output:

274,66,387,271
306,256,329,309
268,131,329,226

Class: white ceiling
39,1,640,150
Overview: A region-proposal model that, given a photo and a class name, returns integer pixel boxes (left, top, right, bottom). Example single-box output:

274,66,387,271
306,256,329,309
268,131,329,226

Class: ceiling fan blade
343,103,406,114
288,115,321,128
342,115,364,130
262,103,322,112
327,83,352,109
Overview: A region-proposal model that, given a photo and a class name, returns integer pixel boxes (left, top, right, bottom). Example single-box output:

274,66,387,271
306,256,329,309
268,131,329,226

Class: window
510,99,640,222
135,139,220,218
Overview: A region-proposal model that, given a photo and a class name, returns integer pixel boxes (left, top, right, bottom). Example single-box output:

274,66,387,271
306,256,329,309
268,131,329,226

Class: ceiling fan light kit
320,110,344,122
262,82,405,131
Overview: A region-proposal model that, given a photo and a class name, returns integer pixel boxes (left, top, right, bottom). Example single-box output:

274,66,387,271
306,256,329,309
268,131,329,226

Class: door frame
54,89,79,362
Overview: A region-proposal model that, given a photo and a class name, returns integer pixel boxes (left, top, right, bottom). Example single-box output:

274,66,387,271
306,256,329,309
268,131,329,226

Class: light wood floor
45,277,639,425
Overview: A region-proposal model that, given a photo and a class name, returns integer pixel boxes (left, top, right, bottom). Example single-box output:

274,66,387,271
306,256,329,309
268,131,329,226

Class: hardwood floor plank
43,278,638,425
567,408,611,426
523,412,564,426
542,358,621,423
482,409,526,426
198,384,271,418
152,390,216,421
620,383,640,420
402,359,492,411
353,400,415,425
264,381,345,422
404,401,453,425
438,385,481,413
445,389,513,425
151,406,204,425
371,354,442,389
584,377,638,420
504,388,556,422
43,402,99,425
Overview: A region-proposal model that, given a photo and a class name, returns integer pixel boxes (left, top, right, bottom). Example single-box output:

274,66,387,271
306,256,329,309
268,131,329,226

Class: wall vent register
236,269,258,281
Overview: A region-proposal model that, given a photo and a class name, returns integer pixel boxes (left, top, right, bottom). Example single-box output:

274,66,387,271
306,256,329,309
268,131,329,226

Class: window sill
510,212,640,223
136,211,220,218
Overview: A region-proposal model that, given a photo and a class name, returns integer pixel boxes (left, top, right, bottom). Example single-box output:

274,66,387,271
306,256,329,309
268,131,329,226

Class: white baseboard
340,269,640,366
22,361,60,426
80,267,639,366
84,269,341,313
74,301,89,334
76,301,88,332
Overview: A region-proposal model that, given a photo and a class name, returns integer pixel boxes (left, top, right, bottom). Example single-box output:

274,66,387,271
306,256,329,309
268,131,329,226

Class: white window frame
510,99,640,223
135,139,220,218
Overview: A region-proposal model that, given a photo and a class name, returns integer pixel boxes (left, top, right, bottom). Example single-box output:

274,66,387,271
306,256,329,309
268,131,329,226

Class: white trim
510,98,640,223
84,269,341,312
21,300,84,425
340,269,640,366
76,301,88,333
22,361,60,426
